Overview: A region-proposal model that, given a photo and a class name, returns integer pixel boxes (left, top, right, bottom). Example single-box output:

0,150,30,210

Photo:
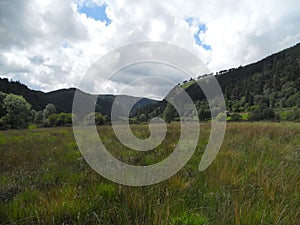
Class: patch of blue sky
62,42,68,48
185,18,212,51
79,4,111,26
194,24,212,51
185,17,194,27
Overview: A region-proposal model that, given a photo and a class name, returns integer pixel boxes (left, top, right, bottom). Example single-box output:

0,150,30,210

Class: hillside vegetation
134,43,300,122
0,79,156,116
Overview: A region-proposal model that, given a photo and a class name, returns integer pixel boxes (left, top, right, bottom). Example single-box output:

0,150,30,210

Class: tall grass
0,123,299,224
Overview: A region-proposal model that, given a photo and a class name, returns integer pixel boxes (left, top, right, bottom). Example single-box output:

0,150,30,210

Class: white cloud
0,0,300,99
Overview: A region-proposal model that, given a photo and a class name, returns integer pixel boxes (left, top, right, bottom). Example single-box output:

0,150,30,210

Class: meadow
0,122,299,224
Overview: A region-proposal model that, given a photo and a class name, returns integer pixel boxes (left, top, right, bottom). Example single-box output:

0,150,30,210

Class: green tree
43,103,57,121
230,113,242,121
232,101,241,112
3,93,32,129
198,108,211,121
216,112,226,122
34,111,43,124
163,103,177,123
249,106,263,121
138,113,147,123
82,112,105,126
48,113,76,127
262,108,275,120
0,91,7,118
48,114,59,126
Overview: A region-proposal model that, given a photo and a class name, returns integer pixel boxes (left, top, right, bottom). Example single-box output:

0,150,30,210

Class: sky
0,0,300,99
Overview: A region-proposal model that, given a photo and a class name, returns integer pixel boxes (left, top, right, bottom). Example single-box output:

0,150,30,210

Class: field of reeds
0,122,299,224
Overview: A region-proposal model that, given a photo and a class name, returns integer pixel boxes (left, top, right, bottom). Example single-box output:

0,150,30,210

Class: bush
280,109,300,121
43,103,57,121
198,109,211,121
82,112,105,126
48,113,76,127
2,94,32,129
262,108,275,120
163,103,177,123
249,112,263,121
34,111,43,124
0,115,10,130
216,112,226,122
230,113,242,121
249,106,275,121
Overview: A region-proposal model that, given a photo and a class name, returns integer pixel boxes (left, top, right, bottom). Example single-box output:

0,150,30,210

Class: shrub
230,113,242,121
82,112,105,126
34,111,43,124
262,108,275,120
43,103,57,121
280,108,300,121
216,112,226,122
2,94,32,129
48,113,76,127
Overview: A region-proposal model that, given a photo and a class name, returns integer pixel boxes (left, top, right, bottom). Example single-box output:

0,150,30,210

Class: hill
0,78,157,116
187,42,300,109
135,42,300,120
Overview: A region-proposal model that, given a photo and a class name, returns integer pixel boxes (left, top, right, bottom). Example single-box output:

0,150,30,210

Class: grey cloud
28,56,48,65
0,55,30,74
0,0,40,50
41,1,88,42
0,0,88,51
110,62,189,84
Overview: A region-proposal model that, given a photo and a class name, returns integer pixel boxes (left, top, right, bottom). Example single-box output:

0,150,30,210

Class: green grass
0,123,299,224
180,80,196,90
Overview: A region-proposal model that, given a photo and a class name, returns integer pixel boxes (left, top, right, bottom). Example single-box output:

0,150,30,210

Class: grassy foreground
0,122,299,224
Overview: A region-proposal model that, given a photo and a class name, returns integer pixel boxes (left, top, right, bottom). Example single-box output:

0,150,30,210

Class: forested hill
133,42,300,121
0,78,156,116
186,42,300,110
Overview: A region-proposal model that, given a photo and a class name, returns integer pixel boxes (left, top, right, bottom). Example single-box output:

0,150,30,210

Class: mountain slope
136,42,300,119
0,78,157,116
189,42,300,110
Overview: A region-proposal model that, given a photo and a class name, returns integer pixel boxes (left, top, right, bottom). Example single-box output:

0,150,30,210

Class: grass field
0,122,299,224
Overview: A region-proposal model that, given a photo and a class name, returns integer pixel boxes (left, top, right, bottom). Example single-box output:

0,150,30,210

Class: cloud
99,62,190,100
0,0,300,99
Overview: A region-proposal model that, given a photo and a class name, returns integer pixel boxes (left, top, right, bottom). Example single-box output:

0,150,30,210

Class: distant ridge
0,78,157,116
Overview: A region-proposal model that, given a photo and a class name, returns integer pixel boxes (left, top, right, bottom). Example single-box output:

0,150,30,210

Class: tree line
0,92,108,130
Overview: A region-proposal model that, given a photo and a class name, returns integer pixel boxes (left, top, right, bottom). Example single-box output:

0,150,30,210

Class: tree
249,106,263,121
3,93,32,129
198,108,211,121
82,112,105,126
163,103,177,123
48,114,59,126
230,113,242,121
34,111,43,124
0,116,10,130
43,103,57,122
232,101,241,112
216,112,226,122
48,113,76,127
262,108,275,120
0,91,7,118
138,113,147,123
